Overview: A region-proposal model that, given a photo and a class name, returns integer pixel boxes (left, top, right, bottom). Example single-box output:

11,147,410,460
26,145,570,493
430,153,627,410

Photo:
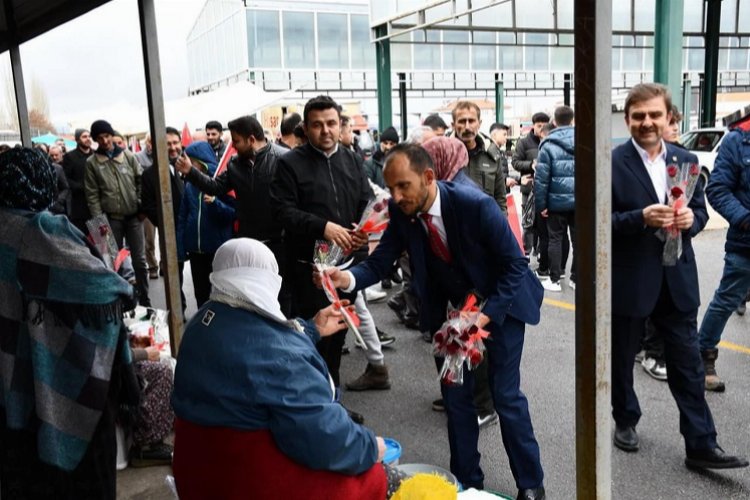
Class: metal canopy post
3,0,31,146
574,0,612,498
398,72,408,141
564,73,572,107
654,0,685,105
138,0,184,353
701,0,721,127
495,73,504,124
375,24,393,129
682,75,692,133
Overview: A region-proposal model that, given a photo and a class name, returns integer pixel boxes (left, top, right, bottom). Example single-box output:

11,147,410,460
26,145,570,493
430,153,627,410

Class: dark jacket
51,162,70,215
350,181,543,331
62,147,93,222
140,161,184,227
177,142,236,259
184,142,285,242
512,132,541,176
212,141,227,162
705,128,750,255
363,154,385,188
447,132,507,213
612,140,708,317
270,143,371,315
534,126,576,213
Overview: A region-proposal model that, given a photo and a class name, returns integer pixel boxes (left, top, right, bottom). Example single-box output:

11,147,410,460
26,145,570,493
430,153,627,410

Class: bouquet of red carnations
660,162,701,266
432,292,490,386
340,192,391,256
86,214,129,271
313,240,367,349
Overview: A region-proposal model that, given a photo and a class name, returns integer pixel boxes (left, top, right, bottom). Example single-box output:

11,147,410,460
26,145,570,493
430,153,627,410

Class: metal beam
574,0,612,498
494,74,504,123
138,0,184,354
701,0,721,127
654,0,685,108
375,24,393,129
398,72,408,141
564,73,572,106
3,0,31,146
682,75,692,132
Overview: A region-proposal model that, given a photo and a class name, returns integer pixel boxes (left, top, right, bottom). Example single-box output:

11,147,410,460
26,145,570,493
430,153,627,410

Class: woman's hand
376,437,386,462
145,346,160,362
313,300,352,336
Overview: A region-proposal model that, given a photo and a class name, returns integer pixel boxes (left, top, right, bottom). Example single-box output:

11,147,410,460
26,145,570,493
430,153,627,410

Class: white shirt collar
631,138,667,164
311,143,339,158
420,183,442,218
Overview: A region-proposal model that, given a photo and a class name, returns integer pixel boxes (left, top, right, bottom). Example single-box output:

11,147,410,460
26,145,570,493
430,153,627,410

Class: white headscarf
209,238,288,324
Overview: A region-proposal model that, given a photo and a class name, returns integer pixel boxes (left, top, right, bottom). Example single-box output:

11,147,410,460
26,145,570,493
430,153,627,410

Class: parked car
680,127,728,182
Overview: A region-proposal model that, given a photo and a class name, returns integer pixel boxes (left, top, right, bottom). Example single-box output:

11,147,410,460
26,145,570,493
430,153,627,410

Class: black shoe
686,446,750,470
517,487,545,500
391,270,403,284
613,425,639,452
130,443,173,468
341,345,350,355
421,330,432,343
377,328,396,346
737,303,747,316
432,398,445,412
381,278,392,290
403,315,420,330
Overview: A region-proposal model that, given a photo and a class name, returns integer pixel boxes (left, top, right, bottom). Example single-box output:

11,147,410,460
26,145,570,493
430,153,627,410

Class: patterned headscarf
0,147,56,211
422,136,469,182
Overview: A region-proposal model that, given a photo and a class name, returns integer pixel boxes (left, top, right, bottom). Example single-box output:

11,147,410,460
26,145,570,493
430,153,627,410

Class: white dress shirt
631,138,668,204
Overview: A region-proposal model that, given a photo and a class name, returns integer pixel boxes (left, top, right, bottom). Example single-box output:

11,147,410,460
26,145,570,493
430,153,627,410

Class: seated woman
171,239,390,500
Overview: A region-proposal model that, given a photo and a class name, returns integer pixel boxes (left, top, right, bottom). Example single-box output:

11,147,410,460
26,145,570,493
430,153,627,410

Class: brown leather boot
345,363,391,391
701,348,726,392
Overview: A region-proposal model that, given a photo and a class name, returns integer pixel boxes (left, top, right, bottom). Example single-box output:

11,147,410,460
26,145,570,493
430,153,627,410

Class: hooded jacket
177,142,236,259
534,126,575,213
705,128,750,255
447,131,507,213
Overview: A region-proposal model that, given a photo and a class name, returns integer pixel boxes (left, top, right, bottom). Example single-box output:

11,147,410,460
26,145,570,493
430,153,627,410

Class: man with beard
448,101,506,214
63,128,94,232
270,95,372,422
134,135,159,279
205,120,227,161
321,143,546,499
175,115,289,313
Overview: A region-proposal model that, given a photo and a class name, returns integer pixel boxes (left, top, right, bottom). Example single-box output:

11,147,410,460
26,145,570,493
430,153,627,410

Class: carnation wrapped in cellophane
660,162,701,266
432,292,489,386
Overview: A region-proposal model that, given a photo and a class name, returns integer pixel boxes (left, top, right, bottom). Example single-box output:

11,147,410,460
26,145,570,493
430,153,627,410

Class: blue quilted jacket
534,126,575,213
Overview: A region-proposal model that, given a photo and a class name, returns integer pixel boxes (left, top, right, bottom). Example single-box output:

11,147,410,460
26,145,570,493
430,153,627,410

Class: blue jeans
699,252,750,351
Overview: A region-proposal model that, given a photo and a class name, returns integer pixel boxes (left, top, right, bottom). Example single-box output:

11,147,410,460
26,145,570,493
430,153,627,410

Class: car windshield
681,130,724,152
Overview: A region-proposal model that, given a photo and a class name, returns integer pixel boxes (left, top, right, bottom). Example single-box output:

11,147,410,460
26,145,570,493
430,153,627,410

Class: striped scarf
0,209,134,471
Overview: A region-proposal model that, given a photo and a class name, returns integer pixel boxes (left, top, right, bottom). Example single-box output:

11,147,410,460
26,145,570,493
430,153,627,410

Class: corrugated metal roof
0,0,111,53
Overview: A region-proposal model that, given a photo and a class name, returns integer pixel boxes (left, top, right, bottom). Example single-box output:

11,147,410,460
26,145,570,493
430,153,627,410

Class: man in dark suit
323,143,546,500
611,83,747,470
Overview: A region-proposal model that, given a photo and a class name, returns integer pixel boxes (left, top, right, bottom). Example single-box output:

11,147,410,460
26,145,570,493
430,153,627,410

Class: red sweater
173,417,387,500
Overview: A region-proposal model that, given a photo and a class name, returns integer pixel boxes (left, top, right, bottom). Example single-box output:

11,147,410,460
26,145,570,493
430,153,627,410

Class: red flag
181,123,193,148
506,191,525,254
215,141,237,198
132,136,141,153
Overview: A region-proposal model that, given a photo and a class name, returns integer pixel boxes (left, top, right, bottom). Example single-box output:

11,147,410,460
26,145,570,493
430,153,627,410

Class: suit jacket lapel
438,183,464,264
622,140,660,204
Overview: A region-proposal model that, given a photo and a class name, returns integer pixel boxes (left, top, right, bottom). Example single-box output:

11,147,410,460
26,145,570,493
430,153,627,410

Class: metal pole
574,0,612,498
564,73,572,107
375,24,393,129
682,75,692,132
3,0,31,147
654,0,685,104
138,0,184,354
702,0,721,127
398,72,408,141
494,73,504,124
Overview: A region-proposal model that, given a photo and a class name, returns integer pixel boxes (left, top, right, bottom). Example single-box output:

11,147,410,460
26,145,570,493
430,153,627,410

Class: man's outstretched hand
312,267,351,290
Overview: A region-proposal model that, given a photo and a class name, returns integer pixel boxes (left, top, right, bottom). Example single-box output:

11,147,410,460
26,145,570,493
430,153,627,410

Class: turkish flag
506,190,525,254
181,123,193,148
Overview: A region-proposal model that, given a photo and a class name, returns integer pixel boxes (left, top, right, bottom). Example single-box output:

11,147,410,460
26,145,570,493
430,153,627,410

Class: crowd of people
1,82,749,500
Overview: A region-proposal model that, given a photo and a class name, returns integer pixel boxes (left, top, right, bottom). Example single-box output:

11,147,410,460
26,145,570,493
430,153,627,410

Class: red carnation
372,201,385,212
433,331,446,345
98,224,109,236
689,164,700,176
667,165,679,177
671,186,684,198
446,342,460,355
459,329,470,342
468,348,483,366
319,243,330,253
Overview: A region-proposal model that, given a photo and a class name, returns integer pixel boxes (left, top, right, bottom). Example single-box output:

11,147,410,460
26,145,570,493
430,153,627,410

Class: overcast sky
2,0,205,127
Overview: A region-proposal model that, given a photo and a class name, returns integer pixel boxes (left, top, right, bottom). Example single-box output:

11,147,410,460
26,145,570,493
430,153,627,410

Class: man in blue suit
611,83,747,470
323,143,546,500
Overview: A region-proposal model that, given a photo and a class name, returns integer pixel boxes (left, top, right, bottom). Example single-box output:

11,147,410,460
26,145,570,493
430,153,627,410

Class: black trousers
187,252,215,309
611,276,717,451
547,211,574,282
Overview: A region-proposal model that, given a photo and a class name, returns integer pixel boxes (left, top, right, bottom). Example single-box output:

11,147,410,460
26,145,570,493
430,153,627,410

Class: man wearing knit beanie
63,128,93,232
364,126,399,188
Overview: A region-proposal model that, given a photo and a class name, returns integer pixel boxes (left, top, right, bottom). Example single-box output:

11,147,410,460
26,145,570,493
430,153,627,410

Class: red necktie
420,213,452,263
